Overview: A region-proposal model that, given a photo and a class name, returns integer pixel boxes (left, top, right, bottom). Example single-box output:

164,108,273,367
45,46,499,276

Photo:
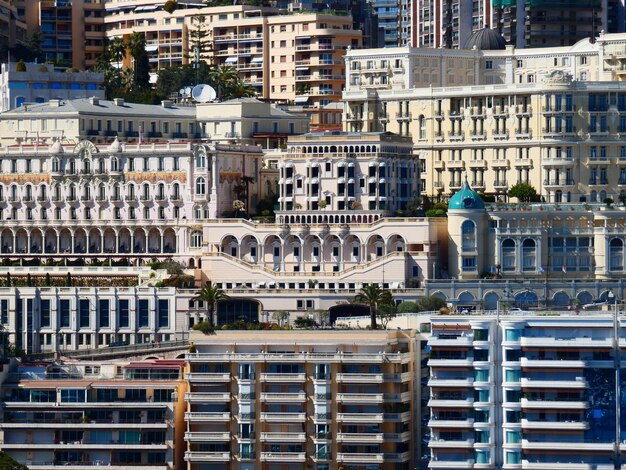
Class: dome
448,180,485,210
107,136,122,153
463,27,506,50
49,140,64,154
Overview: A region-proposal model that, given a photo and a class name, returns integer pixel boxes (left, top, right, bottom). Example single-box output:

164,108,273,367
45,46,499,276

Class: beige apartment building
343,32,626,203
104,2,361,130
185,329,424,470
17,0,104,70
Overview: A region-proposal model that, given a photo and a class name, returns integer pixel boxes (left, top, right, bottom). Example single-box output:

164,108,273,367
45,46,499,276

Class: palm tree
353,284,388,329
193,281,229,327
108,37,126,70
241,176,255,212
208,65,241,100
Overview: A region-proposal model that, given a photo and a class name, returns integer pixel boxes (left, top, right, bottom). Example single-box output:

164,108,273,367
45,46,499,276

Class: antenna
192,84,217,103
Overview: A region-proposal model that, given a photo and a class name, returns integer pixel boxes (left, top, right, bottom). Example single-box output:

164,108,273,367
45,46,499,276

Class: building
492,0,613,49
343,33,626,202
199,131,447,315
185,329,422,470
0,97,196,146
416,0,494,49
0,62,104,112
0,137,263,268
0,357,186,469
17,0,105,70
427,313,626,469
0,0,26,53
195,98,309,150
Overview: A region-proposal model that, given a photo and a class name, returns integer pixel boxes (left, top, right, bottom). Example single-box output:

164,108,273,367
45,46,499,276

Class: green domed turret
448,180,485,210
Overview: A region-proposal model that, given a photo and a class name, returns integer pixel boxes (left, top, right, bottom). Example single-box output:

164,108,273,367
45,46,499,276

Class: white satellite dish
192,84,217,103
184,86,192,95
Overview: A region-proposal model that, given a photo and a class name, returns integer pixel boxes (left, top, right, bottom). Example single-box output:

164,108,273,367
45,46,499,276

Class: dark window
157,299,169,328
118,299,129,328
99,299,110,328
40,299,51,327
60,299,71,328
79,299,90,328
138,299,150,328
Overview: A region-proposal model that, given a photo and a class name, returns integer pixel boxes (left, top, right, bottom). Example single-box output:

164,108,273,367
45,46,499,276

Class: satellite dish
184,86,192,95
192,84,217,103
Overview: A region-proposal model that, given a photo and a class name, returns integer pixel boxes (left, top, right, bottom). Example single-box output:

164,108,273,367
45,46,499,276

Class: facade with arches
0,139,262,267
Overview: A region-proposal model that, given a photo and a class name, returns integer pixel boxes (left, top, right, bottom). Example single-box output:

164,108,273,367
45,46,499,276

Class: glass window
60,389,86,403
138,299,150,328
119,299,130,328
505,369,521,382
158,299,169,328
505,329,521,341
98,299,110,328
60,299,71,328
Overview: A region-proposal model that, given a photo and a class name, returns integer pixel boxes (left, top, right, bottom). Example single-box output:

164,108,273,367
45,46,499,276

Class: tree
508,182,540,202
233,200,245,217
126,32,150,89
241,176,255,212
378,290,397,328
45,272,51,287
397,301,418,313
0,451,29,469
416,296,447,312
272,310,290,326
208,65,255,100
192,281,229,327
187,15,213,70
353,284,389,329
294,316,317,328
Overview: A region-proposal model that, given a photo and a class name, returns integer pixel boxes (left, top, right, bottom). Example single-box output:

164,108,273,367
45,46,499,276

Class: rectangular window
119,299,130,328
157,299,169,329
138,299,150,328
60,299,71,328
0,299,7,325
99,299,110,328
40,299,51,327
79,299,90,328
60,389,86,403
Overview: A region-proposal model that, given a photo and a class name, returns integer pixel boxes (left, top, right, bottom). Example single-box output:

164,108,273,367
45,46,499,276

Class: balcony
259,373,306,383
427,418,474,428
336,413,383,423
493,180,509,191
259,432,306,442
447,160,465,169
337,453,384,463
429,335,473,346
516,130,533,139
521,337,612,348
336,432,384,443
260,452,306,462
184,432,230,442
260,412,306,422
429,438,475,448
521,440,613,451
427,358,473,367
184,412,230,422
521,398,588,409
335,373,384,383
427,377,473,387
429,459,475,469
520,358,586,368
259,392,306,402
448,132,464,141
185,392,231,403
542,158,575,167
184,372,231,383
184,451,231,462
521,377,587,389
428,397,474,408
336,393,384,403
521,418,588,430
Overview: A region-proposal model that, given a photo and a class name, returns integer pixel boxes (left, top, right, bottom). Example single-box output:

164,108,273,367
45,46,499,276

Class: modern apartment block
185,329,422,470
0,357,186,469
17,0,105,69
343,32,626,202
428,313,626,469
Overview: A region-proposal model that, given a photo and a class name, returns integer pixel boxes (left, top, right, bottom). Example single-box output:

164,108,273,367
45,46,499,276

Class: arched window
461,220,476,251
172,183,180,199
51,158,60,172
194,206,203,220
196,177,206,195
600,190,607,203
610,238,624,271
111,157,119,172
522,239,536,271
590,190,598,203
196,152,206,169
502,239,516,272
191,230,203,248
83,158,90,173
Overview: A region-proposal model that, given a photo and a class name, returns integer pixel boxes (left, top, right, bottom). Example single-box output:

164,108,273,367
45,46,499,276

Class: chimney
113,98,125,106
49,99,60,108
161,100,173,108
89,96,99,105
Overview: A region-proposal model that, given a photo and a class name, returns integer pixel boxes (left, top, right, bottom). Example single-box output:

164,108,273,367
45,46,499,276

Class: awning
145,45,159,52
225,57,238,63
119,5,136,10
296,36,311,40
251,56,263,63
294,96,309,104
295,66,309,71
135,5,158,12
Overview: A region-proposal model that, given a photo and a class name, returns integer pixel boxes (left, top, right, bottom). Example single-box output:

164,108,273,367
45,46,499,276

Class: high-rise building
16,0,105,69
428,313,626,469
0,0,26,53
185,329,423,469
0,357,187,468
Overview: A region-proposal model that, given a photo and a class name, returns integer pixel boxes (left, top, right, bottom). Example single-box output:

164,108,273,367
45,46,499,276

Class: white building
0,62,104,113
0,139,262,268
